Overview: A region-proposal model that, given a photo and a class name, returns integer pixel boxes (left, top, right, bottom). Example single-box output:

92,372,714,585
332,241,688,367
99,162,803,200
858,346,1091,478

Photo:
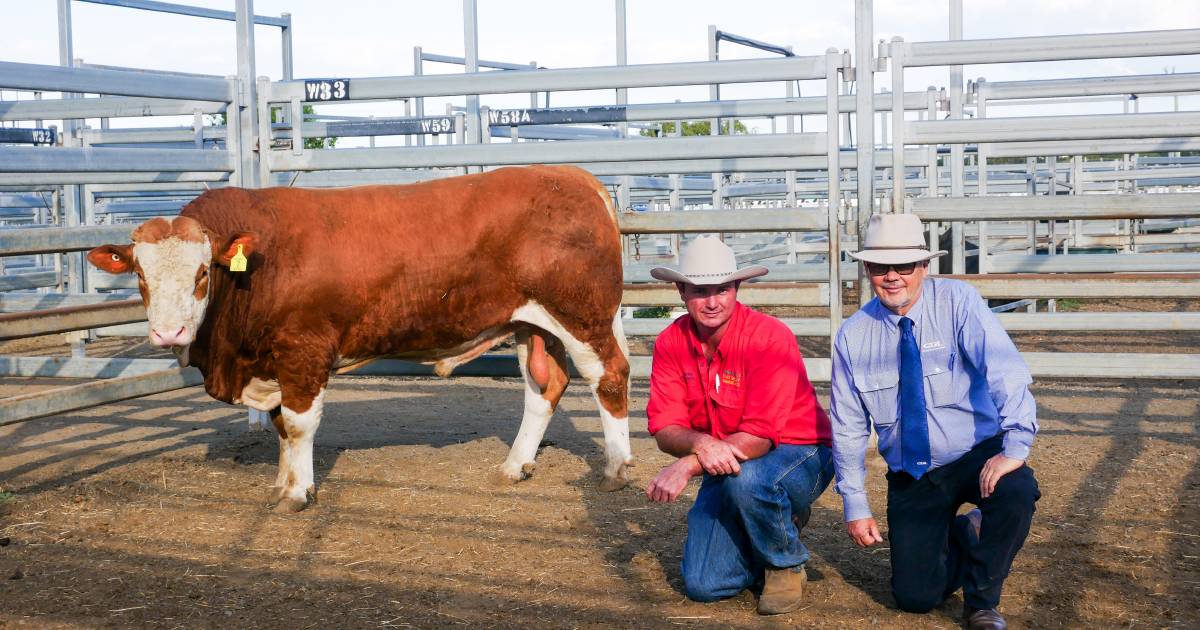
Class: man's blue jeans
681,443,834,602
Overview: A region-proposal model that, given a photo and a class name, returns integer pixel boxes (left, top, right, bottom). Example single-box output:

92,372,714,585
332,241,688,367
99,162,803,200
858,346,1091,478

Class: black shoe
963,607,1006,630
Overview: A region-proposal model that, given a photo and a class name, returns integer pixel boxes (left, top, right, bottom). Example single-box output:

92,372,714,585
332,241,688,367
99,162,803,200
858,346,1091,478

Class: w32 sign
303,79,351,101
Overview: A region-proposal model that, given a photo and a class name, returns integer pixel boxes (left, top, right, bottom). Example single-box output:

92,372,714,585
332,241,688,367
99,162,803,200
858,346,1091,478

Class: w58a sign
303,79,351,102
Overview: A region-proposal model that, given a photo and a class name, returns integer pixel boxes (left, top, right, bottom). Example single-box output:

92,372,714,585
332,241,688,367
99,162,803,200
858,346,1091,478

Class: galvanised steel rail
0,60,234,102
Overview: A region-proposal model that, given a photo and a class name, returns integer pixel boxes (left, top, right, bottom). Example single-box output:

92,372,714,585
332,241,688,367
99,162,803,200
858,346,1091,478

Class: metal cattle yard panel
4,0,1200,429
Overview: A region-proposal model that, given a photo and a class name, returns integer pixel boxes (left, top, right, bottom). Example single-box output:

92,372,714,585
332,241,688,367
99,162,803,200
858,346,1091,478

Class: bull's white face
132,236,213,347
88,216,257,350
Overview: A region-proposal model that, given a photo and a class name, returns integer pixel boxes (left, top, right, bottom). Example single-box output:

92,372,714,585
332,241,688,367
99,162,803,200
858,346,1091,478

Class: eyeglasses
865,262,920,276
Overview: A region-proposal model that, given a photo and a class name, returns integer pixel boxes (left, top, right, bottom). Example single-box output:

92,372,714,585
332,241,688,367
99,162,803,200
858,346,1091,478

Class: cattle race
1,1,1198,628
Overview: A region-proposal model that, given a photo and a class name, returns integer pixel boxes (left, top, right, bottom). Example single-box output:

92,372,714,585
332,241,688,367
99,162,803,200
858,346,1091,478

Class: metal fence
3,0,1200,427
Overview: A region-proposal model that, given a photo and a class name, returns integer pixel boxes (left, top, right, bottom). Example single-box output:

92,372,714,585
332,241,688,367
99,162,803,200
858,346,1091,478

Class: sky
4,0,1200,140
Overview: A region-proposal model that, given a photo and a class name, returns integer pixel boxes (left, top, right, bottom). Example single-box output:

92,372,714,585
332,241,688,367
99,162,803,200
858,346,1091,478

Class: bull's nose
150,326,188,347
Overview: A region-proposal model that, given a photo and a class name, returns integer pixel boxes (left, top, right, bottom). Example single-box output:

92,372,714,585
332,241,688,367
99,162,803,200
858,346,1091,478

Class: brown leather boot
963,607,1007,630
757,566,806,615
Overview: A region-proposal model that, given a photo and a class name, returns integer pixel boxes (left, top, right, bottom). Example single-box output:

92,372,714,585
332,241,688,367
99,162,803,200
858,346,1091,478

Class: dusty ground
1,300,1198,629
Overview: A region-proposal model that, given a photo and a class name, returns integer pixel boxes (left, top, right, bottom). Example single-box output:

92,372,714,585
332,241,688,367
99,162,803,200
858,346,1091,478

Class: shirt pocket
857,369,899,426
922,348,967,408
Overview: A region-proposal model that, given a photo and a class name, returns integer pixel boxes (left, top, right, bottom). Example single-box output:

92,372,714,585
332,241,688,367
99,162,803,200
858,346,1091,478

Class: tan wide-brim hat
850,213,948,265
650,235,769,285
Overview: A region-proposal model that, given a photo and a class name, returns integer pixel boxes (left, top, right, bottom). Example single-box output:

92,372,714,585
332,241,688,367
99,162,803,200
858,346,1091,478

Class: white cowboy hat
650,235,769,285
850,213,948,265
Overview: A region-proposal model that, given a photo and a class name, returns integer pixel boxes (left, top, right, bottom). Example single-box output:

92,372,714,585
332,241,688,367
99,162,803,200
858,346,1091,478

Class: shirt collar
871,278,931,331
684,301,745,360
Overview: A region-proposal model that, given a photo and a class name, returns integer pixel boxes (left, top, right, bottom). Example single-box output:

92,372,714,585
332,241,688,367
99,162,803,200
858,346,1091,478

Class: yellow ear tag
229,243,248,272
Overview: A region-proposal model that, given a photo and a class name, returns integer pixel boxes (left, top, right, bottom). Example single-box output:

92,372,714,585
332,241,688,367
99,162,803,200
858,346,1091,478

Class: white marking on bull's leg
270,431,291,503
510,302,632,490
500,336,554,482
594,390,633,489
275,388,325,513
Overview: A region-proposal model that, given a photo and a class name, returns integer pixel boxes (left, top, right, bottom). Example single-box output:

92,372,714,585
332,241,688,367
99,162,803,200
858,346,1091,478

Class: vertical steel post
463,0,482,171
235,0,260,188
855,0,875,304
890,39,905,213
708,25,723,211
616,0,631,213
976,93,989,274
949,0,965,274
926,87,940,274
281,12,294,81
57,0,84,319
826,50,844,350
413,47,426,147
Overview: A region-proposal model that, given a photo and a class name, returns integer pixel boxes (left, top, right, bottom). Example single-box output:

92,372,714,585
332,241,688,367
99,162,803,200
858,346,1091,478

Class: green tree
640,120,749,137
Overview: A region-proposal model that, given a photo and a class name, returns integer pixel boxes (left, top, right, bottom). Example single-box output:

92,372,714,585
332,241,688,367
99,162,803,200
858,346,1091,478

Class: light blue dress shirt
830,277,1038,523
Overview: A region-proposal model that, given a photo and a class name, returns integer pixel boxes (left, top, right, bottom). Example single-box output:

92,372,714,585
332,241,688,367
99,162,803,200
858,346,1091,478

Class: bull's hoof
496,461,534,485
265,485,286,505
272,487,316,513
598,464,630,492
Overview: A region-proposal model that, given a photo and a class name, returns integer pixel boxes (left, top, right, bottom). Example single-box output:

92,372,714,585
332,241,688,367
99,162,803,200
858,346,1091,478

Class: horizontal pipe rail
908,193,1200,221
947,274,1200,299
978,72,1200,100
0,225,133,256
270,132,827,171
906,112,1200,145
0,271,58,292
0,356,175,379
0,147,235,173
622,283,829,307
902,29,1200,67
618,208,826,234
987,253,1200,274
0,60,234,102
0,367,203,427
0,96,227,122
0,300,145,341
268,56,830,101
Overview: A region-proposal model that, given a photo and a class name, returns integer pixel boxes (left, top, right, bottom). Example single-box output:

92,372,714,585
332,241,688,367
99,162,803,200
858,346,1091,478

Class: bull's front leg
271,387,326,512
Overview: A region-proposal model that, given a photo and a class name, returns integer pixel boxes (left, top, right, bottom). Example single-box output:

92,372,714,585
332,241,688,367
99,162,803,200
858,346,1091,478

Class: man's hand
694,437,748,476
980,453,1025,498
646,458,697,503
846,517,884,548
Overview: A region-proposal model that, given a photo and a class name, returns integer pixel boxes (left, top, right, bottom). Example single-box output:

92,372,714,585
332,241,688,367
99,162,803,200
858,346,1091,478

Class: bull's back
186,167,622,353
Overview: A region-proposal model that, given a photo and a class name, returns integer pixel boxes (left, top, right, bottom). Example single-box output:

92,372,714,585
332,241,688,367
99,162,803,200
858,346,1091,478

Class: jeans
886,434,1041,612
681,443,834,602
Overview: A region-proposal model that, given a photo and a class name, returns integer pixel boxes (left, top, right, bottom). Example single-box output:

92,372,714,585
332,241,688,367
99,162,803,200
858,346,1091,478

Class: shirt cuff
841,492,873,523
1002,432,1032,461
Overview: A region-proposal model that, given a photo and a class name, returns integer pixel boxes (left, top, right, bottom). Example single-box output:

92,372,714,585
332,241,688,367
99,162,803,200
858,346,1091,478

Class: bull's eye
111,254,120,262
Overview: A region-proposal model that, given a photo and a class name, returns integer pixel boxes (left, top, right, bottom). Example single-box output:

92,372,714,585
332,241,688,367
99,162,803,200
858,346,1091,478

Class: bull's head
87,216,257,348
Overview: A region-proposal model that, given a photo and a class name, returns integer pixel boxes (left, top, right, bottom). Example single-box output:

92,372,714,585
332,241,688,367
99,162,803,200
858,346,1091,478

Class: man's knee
892,588,943,614
719,459,769,506
988,468,1040,511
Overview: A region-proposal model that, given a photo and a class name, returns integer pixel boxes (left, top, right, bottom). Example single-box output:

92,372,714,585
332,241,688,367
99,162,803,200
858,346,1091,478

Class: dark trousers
886,434,1040,612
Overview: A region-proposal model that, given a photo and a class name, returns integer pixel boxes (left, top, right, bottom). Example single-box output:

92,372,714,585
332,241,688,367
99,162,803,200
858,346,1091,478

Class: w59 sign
304,79,351,101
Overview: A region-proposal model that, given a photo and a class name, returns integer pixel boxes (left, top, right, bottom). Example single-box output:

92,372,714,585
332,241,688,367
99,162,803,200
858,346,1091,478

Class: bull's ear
86,244,135,274
213,231,259,268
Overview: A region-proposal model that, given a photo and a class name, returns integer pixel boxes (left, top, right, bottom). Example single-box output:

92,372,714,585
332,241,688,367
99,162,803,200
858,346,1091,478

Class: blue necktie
899,316,931,479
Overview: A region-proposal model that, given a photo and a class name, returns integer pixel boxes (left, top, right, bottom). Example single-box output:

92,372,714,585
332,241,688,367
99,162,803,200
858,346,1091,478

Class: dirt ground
1,309,1199,628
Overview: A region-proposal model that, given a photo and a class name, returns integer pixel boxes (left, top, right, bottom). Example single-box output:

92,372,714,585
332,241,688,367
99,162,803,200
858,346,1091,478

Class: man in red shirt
645,236,834,615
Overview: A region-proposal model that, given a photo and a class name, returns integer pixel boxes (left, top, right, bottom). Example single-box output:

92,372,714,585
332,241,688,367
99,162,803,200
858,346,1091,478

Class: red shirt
646,302,832,447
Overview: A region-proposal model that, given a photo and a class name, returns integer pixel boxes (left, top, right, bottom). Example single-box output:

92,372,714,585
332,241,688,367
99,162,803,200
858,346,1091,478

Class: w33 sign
303,79,351,101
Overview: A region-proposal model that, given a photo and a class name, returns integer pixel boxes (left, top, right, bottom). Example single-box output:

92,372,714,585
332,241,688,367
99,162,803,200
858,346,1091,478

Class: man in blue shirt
830,214,1040,630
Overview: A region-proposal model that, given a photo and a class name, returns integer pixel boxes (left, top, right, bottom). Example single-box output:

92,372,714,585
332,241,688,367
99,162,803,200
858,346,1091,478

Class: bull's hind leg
511,304,632,491
501,328,571,483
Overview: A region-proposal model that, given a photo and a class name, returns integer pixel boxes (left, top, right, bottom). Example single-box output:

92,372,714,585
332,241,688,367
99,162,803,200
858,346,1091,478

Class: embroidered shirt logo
921,340,946,352
719,369,741,388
